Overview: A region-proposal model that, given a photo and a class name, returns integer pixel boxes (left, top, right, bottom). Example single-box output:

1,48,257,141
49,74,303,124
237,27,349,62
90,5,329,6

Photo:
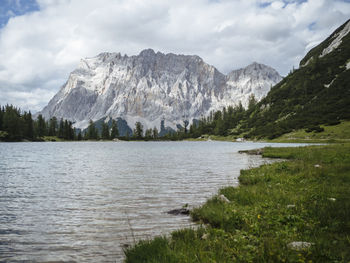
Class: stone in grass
314,164,322,168
327,197,336,202
287,204,296,208
288,241,314,250
218,194,230,203
201,233,209,240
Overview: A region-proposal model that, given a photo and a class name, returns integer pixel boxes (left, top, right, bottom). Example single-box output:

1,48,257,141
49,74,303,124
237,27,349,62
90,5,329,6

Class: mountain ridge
39,49,282,130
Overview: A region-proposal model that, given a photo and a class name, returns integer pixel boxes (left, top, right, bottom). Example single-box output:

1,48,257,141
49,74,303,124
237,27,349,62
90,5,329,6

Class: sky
0,0,349,112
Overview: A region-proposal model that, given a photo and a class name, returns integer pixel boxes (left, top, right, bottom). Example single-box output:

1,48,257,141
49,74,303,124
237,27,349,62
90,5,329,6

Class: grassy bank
269,121,350,143
124,144,350,262
186,121,350,144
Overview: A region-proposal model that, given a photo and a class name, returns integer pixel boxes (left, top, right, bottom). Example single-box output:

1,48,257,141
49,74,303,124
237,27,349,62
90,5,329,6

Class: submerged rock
238,148,264,155
167,208,190,215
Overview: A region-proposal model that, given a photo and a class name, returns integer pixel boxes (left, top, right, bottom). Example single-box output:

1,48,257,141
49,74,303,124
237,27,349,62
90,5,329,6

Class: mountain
242,19,350,139
39,49,281,131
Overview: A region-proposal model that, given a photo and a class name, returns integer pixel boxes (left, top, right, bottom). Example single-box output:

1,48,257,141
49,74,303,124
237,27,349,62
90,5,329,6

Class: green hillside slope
245,19,350,139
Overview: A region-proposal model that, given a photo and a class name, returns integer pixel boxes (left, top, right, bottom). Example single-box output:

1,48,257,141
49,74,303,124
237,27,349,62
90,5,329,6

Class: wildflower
257,214,261,219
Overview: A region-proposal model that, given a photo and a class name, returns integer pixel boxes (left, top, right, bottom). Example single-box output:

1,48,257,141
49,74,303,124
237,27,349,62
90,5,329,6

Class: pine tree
48,117,58,136
0,105,3,131
23,111,34,139
152,127,158,139
133,121,143,139
70,124,75,140
77,131,82,141
36,114,46,137
110,120,119,139
101,122,110,140
145,128,152,140
3,105,24,140
183,120,189,134
58,118,64,138
248,94,257,111
87,120,98,140
64,120,70,140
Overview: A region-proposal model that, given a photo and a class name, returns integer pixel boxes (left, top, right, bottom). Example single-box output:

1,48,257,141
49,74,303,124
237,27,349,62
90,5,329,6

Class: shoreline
124,143,350,262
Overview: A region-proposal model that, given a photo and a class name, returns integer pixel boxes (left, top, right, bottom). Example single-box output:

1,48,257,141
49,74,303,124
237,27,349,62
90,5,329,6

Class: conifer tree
3,105,24,140
152,127,158,139
101,122,110,140
77,131,82,141
110,120,119,139
133,121,143,139
36,114,46,137
0,105,3,131
48,117,58,136
145,128,152,140
23,111,34,139
63,120,70,139
58,118,64,138
87,120,98,140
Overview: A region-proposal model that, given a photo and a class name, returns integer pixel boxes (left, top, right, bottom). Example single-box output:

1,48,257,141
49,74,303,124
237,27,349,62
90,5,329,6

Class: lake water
0,141,307,262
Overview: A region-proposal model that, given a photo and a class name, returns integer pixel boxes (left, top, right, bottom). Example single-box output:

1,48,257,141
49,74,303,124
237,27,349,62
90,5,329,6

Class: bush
305,125,324,133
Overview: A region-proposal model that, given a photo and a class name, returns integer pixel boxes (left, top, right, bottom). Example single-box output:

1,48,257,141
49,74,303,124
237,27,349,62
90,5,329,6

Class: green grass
124,144,350,262
270,121,350,143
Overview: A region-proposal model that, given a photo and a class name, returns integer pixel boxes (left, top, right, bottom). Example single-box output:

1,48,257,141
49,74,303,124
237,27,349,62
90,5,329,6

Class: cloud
0,0,349,112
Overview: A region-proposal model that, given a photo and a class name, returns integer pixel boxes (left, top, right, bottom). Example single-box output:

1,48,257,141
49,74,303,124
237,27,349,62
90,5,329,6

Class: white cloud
0,0,349,112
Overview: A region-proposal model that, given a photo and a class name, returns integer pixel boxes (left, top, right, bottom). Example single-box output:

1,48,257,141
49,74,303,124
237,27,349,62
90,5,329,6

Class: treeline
88,120,160,141
170,95,258,140
181,50,350,140
0,105,77,141
0,105,124,142
84,120,119,140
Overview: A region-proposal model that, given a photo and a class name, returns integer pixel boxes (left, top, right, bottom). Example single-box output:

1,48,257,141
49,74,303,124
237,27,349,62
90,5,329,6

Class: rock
121,243,130,249
314,164,321,168
167,208,190,215
327,198,336,202
288,241,313,250
201,233,209,240
238,148,264,155
218,194,230,203
38,50,282,131
287,204,296,208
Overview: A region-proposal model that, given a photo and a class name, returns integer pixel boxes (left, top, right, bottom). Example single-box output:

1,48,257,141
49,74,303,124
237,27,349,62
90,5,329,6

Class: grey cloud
0,0,349,111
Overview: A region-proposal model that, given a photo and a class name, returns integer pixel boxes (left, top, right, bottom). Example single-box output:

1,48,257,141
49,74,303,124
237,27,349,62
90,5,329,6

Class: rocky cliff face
40,49,282,130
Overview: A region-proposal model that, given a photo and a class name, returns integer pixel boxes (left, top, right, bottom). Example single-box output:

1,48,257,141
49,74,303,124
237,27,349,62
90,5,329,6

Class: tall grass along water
0,141,308,262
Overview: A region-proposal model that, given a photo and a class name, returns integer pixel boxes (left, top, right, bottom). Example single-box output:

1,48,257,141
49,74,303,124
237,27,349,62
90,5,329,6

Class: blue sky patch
0,0,39,28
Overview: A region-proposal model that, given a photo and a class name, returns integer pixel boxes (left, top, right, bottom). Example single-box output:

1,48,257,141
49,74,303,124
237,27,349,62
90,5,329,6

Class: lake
0,141,307,262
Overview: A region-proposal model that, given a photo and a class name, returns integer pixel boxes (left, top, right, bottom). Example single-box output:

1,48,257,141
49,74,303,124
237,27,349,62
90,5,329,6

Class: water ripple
0,141,307,262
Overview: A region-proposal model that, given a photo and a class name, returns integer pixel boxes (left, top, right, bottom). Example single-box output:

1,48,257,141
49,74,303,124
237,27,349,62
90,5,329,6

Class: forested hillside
187,19,350,139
